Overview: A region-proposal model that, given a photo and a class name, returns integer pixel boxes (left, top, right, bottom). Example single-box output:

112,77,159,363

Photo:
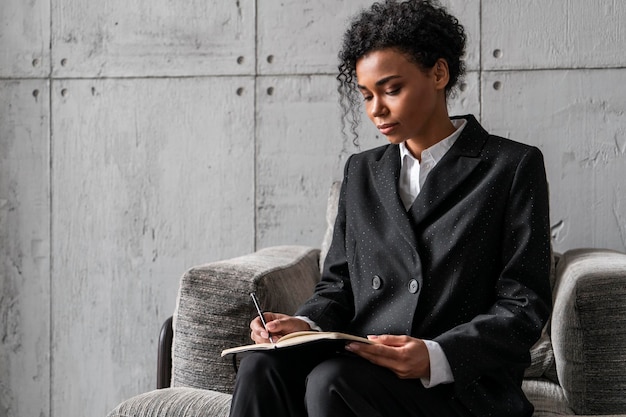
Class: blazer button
372,275,382,290
408,279,419,294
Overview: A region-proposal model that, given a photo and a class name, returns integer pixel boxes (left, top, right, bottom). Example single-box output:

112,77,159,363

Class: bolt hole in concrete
493,49,502,58
236,87,245,96
493,81,502,91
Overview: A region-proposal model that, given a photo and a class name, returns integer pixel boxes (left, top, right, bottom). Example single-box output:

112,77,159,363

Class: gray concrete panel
50,77,254,415
0,80,51,417
51,0,255,77
482,0,626,70
256,75,348,248
0,0,50,77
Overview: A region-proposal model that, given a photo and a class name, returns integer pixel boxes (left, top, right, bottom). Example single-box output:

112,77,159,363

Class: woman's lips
377,123,398,135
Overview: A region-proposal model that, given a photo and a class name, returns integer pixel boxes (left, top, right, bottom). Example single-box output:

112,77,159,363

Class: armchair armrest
170,245,320,393
551,248,626,415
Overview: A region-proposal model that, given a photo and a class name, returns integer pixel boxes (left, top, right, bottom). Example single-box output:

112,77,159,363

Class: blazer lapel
409,116,488,227
371,145,421,249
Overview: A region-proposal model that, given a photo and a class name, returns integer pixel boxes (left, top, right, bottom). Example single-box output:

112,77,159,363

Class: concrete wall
1,0,624,415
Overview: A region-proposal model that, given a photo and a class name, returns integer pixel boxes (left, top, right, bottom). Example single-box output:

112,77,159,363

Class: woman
229,1,552,416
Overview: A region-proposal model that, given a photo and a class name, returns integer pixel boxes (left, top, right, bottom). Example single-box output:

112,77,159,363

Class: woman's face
355,48,449,151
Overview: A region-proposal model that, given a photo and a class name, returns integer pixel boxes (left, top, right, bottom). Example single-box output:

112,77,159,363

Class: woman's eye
363,95,373,102
386,88,400,95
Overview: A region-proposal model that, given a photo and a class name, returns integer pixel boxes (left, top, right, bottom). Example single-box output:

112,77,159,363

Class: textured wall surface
0,0,625,416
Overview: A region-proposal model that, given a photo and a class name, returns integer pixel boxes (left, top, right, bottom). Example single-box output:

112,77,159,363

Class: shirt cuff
294,316,323,332
420,340,454,388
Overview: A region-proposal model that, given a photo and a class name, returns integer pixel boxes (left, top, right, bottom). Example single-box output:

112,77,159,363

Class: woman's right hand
250,313,312,344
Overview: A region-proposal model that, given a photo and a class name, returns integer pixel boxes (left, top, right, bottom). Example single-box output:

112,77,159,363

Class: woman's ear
433,58,450,90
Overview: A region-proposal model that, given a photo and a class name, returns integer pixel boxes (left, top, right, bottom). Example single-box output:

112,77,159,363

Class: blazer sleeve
295,156,355,331
434,146,552,386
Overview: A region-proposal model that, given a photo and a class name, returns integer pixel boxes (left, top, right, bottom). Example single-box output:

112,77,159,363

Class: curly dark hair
337,0,467,142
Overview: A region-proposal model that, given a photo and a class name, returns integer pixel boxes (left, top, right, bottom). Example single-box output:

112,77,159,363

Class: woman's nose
370,97,387,118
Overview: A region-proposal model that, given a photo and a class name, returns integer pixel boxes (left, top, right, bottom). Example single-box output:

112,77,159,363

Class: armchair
108,184,626,417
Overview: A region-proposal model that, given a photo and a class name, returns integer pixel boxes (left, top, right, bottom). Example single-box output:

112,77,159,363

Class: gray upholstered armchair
108,184,626,417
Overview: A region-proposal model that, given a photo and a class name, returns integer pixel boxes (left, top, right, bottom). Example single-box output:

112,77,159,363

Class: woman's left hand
345,334,430,379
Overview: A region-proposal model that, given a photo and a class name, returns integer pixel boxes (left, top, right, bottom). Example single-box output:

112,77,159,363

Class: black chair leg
157,316,173,389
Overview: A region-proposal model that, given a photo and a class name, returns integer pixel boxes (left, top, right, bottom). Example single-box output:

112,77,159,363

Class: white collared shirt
398,118,467,210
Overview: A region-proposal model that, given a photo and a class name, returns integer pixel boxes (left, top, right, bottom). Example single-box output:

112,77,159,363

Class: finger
347,343,412,377
251,312,284,334
250,329,268,344
267,316,311,334
250,317,276,343
250,316,267,333
367,334,412,347
261,312,282,323
346,341,395,361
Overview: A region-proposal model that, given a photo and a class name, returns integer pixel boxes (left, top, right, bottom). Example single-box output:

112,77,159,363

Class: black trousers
228,345,473,417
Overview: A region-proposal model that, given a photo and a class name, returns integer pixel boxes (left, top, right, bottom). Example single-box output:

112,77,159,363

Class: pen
250,292,275,344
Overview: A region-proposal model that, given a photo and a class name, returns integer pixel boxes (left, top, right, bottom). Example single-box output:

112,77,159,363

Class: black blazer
296,115,552,416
